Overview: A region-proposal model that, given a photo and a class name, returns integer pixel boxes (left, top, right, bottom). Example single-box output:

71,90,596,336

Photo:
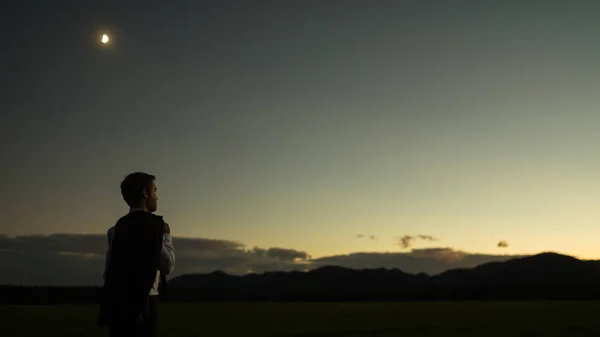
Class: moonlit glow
101,34,109,44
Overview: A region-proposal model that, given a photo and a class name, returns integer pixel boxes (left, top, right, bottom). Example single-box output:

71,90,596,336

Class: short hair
120,172,156,207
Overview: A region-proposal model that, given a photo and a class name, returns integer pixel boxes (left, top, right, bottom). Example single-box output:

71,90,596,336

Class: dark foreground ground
3,301,600,337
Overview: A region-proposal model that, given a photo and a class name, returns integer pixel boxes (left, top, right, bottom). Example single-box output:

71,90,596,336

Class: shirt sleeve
103,227,115,279
158,233,175,275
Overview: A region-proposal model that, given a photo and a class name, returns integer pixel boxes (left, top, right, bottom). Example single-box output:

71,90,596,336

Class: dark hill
434,251,599,286
164,252,600,301
4,252,600,304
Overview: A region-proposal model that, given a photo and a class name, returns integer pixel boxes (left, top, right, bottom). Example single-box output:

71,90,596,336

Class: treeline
3,285,600,305
0,286,103,305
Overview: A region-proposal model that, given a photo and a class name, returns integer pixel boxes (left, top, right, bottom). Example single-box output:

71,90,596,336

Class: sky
3,1,600,285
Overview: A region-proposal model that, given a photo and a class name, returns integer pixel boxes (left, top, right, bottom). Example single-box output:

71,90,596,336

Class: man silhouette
98,172,175,337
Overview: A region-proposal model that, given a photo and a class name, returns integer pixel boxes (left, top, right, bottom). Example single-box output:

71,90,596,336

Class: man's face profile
145,181,158,213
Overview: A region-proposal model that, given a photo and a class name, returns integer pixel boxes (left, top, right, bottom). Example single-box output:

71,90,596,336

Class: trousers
108,295,158,337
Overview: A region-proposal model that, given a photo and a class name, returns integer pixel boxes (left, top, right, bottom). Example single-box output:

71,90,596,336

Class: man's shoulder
116,211,161,222
126,211,163,223
107,225,115,239
114,212,164,234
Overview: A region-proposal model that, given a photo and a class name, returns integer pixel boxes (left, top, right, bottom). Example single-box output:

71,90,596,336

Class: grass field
3,301,600,337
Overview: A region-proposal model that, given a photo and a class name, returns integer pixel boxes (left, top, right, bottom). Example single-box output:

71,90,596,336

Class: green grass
3,301,600,337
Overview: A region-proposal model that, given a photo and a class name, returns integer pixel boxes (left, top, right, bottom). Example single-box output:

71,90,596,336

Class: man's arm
102,226,115,279
158,223,175,275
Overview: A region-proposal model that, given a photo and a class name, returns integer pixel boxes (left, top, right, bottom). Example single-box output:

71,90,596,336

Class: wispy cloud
356,234,378,241
398,234,438,249
417,235,438,241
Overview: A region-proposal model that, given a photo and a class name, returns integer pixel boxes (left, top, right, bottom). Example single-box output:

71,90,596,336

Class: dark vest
98,211,165,326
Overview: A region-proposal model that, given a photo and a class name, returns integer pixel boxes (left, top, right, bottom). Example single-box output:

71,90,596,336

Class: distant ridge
161,252,600,301
4,252,600,303
170,252,592,288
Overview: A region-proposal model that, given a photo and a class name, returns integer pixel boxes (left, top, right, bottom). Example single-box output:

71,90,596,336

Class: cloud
410,247,465,263
0,233,524,286
263,247,310,261
356,234,378,241
0,233,107,255
312,248,524,275
0,233,310,286
497,240,509,248
417,235,438,242
399,235,414,249
398,234,438,249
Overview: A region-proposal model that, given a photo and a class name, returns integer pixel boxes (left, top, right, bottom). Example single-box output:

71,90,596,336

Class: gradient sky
3,1,600,266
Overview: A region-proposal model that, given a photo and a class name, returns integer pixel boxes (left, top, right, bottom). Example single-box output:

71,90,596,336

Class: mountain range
163,252,600,301
4,252,600,304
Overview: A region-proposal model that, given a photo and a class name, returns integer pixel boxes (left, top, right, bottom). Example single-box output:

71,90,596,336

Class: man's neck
129,207,147,213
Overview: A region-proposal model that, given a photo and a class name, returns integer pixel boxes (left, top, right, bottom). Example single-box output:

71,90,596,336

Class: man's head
120,172,158,212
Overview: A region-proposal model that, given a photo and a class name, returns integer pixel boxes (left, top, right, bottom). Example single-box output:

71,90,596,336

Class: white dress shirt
103,208,176,295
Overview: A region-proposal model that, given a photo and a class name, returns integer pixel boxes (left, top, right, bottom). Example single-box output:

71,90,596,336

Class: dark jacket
98,211,165,327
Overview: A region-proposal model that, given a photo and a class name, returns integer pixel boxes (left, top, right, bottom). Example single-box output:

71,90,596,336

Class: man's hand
163,222,170,234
